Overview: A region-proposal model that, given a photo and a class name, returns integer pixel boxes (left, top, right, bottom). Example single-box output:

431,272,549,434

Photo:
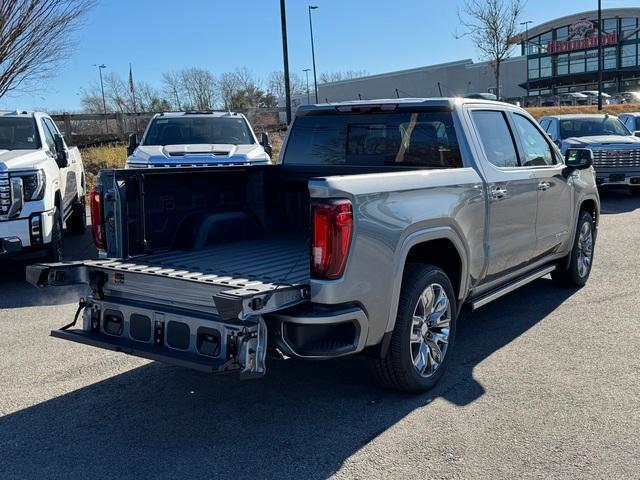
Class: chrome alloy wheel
577,220,593,278
410,283,451,377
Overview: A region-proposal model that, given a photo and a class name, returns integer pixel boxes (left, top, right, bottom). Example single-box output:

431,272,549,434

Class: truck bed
122,235,309,285
79,235,310,320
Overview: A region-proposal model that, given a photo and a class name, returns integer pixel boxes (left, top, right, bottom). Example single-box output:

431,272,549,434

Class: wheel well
54,190,62,211
580,199,598,224
405,239,462,298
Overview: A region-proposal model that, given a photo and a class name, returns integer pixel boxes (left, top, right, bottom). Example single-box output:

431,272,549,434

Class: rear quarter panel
308,167,486,346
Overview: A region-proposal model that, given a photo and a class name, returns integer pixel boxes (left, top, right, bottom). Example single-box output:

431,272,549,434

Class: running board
469,265,556,311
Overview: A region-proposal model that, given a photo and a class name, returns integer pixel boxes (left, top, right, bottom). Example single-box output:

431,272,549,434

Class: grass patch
526,103,640,118
80,143,127,189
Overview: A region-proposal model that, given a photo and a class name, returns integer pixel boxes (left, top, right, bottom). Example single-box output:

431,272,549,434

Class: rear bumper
51,297,267,377
269,305,369,358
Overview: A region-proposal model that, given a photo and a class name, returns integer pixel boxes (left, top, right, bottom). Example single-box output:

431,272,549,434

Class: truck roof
0,110,42,117
541,113,618,120
153,111,245,119
295,97,510,115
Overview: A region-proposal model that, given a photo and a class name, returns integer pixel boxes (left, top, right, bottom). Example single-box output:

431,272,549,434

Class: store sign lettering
546,19,618,54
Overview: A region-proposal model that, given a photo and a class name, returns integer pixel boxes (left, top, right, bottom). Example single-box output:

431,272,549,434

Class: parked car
610,91,640,105
0,110,86,261
557,92,589,105
126,111,272,168
462,92,497,101
539,114,640,195
618,112,640,136
578,90,611,104
28,98,599,393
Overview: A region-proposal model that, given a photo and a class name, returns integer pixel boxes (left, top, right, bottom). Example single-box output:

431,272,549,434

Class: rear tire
371,264,457,393
45,207,64,262
66,196,86,235
629,186,640,197
552,210,595,287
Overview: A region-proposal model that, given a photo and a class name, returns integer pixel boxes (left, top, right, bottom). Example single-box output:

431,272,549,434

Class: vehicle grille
0,173,10,217
592,149,640,169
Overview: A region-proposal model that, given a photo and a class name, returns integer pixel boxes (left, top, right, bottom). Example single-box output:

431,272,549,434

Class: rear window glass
283,111,462,168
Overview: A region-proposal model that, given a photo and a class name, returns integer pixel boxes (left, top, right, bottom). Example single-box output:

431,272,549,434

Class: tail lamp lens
89,187,105,250
312,200,353,279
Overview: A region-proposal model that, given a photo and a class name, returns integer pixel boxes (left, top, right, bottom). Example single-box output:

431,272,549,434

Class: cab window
40,119,57,154
470,110,519,168
512,114,556,166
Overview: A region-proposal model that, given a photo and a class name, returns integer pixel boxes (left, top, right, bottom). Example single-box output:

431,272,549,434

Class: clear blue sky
1,0,637,111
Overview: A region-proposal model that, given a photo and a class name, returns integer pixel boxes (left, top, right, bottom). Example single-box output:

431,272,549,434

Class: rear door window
283,111,463,168
470,111,519,168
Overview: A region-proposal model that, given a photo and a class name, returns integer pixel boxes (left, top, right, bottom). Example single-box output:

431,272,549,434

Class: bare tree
0,0,95,98
161,71,183,110
319,70,369,84
179,68,217,110
267,70,305,98
456,0,525,99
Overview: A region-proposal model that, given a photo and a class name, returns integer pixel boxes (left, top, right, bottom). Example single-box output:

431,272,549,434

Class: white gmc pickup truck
126,111,272,168
0,110,86,261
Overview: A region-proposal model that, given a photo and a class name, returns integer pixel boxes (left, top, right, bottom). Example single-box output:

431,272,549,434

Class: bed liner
28,235,311,321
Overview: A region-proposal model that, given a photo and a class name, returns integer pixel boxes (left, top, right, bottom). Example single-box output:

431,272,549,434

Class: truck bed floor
91,235,310,286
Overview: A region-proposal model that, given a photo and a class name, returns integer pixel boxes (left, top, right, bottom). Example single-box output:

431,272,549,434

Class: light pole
597,0,603,110
94,63,108,132
279,0,292,124
308,5,319,103
303,68,311,104
520,20,532,100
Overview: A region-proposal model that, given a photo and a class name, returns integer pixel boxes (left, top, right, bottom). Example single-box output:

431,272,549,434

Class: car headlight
16,170,46,201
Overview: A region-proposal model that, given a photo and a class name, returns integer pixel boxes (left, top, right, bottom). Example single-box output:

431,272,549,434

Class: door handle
490,186,508,199
537,181,551,191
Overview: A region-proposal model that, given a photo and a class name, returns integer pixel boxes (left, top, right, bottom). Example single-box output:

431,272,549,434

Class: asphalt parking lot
1,190,639,480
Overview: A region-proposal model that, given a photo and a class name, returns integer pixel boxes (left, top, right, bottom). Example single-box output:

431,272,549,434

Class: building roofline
520,8,640,39
317,59,474,87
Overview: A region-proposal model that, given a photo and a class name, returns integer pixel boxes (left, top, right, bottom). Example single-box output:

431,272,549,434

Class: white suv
0,110,86,261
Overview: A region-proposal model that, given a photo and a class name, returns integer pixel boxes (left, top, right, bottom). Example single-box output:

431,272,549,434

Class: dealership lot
0,190,639,479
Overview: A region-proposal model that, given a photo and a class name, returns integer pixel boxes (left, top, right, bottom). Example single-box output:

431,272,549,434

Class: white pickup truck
0,110,86,261
126,111,272,168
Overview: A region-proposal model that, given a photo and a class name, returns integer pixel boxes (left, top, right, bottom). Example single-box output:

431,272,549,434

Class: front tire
552,210,595,287
66,196,86,235
371,264,457,393
44,207,64,262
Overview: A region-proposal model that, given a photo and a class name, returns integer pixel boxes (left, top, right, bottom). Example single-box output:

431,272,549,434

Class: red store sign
547,31,618,54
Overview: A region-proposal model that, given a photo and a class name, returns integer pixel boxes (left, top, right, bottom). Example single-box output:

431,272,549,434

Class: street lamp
303,68,311,104
520,20,532,100
308,5,319,103
597,0,603,110
94,63,108,133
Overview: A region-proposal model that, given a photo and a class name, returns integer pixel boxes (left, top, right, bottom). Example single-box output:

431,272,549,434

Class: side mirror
564,148,593,170
259,132,273,157
634,131,640,138
127,133,140,156
53,134,68,168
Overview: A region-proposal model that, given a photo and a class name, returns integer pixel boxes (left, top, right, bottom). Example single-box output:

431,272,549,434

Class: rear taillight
312,199,353,279
89,187,105,250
